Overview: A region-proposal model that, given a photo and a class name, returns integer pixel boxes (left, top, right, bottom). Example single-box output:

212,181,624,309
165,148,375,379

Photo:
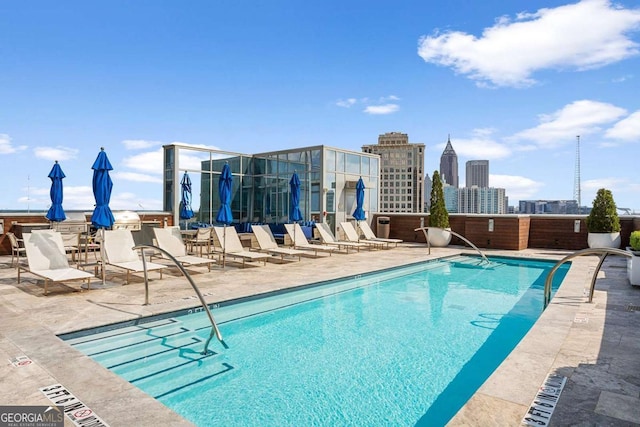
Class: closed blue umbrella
289,172,303,223
179,172,195,220
46,161,66,222
91,147,115,229
352,177,366,221
216,163,233,225
216,163,233,267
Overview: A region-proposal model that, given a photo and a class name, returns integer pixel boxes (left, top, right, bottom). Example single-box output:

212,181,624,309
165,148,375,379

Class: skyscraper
362,132,425,213
466,160,489,188
439,135,458,188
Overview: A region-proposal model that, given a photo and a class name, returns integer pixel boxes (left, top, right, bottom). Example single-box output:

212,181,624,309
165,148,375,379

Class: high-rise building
439,136,458,188
362,132,425,213
458,187,507,214
466,160,489,188
423,173,432,212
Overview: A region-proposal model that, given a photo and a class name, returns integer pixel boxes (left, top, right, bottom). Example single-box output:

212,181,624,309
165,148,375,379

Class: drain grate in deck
626,304,640,312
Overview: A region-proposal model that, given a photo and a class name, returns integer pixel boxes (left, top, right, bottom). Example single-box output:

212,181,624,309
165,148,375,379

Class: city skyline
1,1,639,213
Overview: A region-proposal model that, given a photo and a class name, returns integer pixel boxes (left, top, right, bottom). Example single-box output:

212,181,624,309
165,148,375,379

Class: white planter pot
627,248,640,286
428,228,452,247
587,232,621,249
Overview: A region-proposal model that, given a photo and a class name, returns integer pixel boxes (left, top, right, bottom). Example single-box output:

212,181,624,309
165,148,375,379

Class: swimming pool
62,255,569,426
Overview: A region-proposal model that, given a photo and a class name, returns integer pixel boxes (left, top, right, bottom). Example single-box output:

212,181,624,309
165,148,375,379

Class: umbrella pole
99,228,106,285
223,225,226,268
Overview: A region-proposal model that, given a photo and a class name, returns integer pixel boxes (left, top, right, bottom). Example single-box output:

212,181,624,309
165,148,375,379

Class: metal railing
414,226,489,262
133,244,227,354
543,247,632,310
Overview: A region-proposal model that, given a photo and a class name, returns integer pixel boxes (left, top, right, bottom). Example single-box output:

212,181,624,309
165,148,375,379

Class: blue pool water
62,255,569,426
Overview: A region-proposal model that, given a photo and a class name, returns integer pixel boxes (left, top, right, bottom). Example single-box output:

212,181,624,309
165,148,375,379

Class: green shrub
586,188,621,233
429,170,450,228
630,231,640,251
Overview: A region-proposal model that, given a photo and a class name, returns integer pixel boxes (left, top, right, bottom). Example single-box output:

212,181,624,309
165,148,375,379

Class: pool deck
0,244,638,426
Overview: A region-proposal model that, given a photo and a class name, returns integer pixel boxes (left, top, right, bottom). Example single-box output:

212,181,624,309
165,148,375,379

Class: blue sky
1,0,639,213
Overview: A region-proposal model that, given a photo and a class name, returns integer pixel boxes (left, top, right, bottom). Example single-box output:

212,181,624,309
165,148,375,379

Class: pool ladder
413,226,489,263
542,247,632,310
133,244,228,355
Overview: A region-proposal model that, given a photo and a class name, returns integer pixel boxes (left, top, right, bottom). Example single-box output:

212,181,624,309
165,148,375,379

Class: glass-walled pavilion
163,144,380,232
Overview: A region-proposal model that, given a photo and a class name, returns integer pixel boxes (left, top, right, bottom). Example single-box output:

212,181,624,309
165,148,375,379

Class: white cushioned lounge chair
339,222,384,250
284,223,336,257
315,222,366,253
18,230,94,295
212,226,270,268
357,221,403,248
153,226,218,271
252,225,305,261
101,229,167,284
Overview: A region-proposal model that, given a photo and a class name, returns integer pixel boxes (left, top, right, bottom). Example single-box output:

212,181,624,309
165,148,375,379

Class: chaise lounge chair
315,222,367,253
357,221,403,248
18,230,94,295
252,224,306,261
284,223,336,257
101,229,167,284
153,226,218,271
212,226,270,268
339,222,385,250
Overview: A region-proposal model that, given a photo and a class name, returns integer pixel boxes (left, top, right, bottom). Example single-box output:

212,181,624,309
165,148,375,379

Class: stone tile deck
0,244,637,426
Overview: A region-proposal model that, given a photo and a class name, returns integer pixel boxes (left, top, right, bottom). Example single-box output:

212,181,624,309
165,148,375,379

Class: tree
429,170,450,228
586,188,620,233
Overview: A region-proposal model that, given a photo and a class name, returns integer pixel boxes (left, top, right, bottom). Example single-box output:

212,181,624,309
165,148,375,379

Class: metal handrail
543,247,632,310
133,244,228,354
414,226,489,262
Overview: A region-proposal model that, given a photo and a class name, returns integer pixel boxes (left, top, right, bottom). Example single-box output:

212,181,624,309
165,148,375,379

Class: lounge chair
152,226,218,271
358,221,403,248
252,225,305,261
339,222,384,250
18,230,94,295
284,223,336,257
315,222,367,253
212,226,270,268
101,229,167,284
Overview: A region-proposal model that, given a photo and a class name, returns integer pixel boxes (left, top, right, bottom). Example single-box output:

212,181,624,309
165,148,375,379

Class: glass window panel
346,154,360,174
336,151,345,172
361,157,370,176
325,150,336,172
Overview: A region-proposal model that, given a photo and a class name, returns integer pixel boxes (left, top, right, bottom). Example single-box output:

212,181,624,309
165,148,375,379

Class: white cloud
336,96,401,114
436,130,511,159
364,104,400,115
34,146,80,161
111,171,163,183
604,110,640,141
336,98,357,108
121,149,163,174
490,174,544,200
0,133,27,154
122,139,163,150
418,0,640,87
509,100,627,147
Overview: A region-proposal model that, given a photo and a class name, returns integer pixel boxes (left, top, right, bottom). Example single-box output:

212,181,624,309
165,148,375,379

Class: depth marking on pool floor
40,384,110,427
521,373,567,426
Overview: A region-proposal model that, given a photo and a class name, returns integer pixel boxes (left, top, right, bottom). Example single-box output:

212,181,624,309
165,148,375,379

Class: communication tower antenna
574,135,581,213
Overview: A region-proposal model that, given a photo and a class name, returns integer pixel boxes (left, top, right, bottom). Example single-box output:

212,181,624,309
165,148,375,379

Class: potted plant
629,230,640,254
428,170,451,247
627,230,640,286
585,188,621,249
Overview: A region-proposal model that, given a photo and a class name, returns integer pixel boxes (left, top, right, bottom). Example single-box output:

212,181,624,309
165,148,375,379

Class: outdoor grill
51,211,88,234
112,211,142,231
